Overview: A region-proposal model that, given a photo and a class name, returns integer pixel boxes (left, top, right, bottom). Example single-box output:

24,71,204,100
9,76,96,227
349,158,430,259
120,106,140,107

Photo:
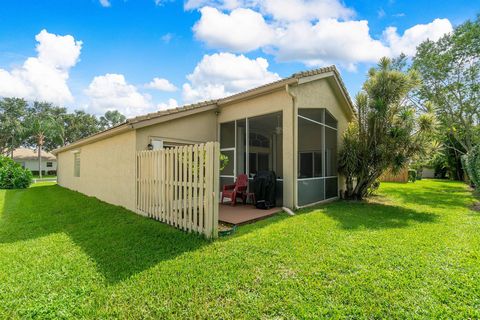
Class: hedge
0,156,33,189
463,145,480,187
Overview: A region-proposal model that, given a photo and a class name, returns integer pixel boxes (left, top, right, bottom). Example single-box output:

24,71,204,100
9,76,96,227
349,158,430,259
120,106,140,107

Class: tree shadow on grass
316,200,438,230
0,184,208,283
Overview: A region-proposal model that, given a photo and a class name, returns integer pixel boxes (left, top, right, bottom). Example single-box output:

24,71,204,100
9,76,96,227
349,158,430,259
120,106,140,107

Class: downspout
286,83,298,210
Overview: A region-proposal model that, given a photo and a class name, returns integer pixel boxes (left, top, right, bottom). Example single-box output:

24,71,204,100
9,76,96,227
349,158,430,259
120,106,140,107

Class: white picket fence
136,142,219,238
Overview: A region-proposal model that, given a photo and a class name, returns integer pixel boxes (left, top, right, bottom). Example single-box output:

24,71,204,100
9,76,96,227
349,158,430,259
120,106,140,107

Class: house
13,147,57,175
53,66,354,213
421,166,435,179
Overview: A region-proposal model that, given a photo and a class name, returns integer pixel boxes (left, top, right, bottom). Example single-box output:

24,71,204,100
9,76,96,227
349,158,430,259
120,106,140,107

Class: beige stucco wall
57,130,136,211
292,77,353,199
218,89,295,208
135,110,218,151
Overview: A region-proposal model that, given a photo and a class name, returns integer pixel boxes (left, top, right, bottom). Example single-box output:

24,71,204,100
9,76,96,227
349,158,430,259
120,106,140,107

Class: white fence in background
136,142,219,238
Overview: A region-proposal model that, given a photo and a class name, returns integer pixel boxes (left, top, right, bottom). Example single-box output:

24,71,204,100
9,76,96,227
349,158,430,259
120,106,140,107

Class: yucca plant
339,57,436,200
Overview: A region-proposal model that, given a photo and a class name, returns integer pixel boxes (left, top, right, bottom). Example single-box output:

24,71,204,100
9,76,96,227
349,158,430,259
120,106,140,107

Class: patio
218,204,282,225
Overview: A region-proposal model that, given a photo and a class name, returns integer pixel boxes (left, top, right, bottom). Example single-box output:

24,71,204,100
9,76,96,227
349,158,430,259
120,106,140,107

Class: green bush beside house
0,155,33,189
462,145,480,188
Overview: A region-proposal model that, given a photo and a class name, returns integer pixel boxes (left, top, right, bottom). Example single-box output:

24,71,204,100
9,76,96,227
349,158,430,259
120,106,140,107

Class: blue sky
0,0,477,116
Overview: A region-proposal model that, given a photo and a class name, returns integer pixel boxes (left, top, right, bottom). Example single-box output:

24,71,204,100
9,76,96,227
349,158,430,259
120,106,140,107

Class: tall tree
413,16,480,157
339,58,436,200
0,98,27,157
99,110,126,130
24,102,63,178
63,111,101,145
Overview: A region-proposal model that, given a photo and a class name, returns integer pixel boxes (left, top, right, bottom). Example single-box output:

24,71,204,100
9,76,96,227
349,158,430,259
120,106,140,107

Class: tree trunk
345,176,354,199
344,171,382,200
38,145,42,179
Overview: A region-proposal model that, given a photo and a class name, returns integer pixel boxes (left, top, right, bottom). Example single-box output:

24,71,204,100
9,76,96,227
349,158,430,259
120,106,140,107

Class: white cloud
191,3,453,69
155,0,174,6
193,7,274,52
182,52,280,103
273,19,390,68
157,98,179,110
185,0,249,11
0,29,82,104
161,33,174,43
146,77,178,92
84,73,154,116
99,0,111,7
259,0,354,22
384,18,453,56
185,0,354,21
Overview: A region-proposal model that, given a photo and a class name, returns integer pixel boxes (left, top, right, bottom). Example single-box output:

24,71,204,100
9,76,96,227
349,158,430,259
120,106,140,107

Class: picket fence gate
136,142,219,238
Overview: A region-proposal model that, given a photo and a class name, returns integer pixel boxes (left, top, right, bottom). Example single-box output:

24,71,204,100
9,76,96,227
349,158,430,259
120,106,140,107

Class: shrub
0,156,33,189
220,153,229,172
408,169,417,182
463,146,480,187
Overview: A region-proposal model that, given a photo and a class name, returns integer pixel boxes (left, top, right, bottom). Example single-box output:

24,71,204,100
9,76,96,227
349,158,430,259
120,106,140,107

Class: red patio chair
221,174,248,206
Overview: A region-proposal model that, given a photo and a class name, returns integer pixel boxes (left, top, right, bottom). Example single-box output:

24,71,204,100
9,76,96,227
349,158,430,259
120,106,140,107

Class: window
74,152,80,177
46,162,53,168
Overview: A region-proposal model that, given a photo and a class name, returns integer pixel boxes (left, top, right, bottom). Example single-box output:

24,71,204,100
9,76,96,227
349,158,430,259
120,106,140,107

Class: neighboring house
13,147,57,174
421,166,435,179
53,66,355,212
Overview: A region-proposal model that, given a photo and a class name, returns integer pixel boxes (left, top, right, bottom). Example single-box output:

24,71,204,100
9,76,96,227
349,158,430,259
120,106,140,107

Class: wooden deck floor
218,204,281,225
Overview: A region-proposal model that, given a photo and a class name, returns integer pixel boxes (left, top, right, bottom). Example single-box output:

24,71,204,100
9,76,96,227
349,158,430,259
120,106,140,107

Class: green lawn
31,175,57,179
0,180,479,319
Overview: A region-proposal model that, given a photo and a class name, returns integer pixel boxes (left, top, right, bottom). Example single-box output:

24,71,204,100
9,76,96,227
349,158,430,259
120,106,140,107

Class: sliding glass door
297,108,338,206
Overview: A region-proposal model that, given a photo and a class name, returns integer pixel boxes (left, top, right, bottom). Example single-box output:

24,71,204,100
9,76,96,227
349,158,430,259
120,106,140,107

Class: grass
31,175,56,179
0,180,479,319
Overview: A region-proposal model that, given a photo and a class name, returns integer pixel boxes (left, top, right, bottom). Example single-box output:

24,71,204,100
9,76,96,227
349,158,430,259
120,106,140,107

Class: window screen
297,108,338,206
325,127,337,176
220,121,235,148
324,110,338,128
298,108,323,123
299,152,313,178
220,150,235,176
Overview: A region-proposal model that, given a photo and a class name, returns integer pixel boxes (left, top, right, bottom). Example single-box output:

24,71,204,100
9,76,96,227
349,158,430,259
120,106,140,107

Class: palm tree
24,102,62,179
338,57,436,200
